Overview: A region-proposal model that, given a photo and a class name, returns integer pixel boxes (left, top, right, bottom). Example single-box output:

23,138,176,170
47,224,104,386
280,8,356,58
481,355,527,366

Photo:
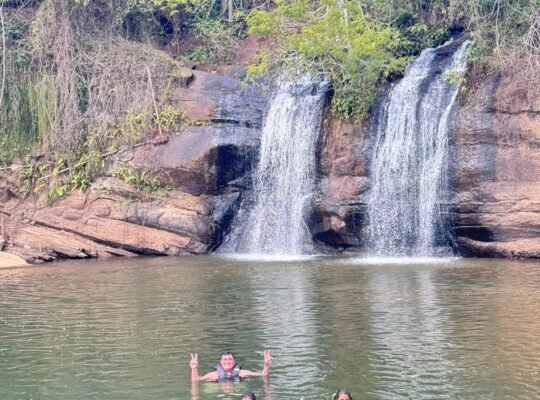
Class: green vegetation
246,0,539,118
0,0,195,198
188,19,239,63
1,0,538,191
110,165,172,192
247,0,416,118
18,110,172,202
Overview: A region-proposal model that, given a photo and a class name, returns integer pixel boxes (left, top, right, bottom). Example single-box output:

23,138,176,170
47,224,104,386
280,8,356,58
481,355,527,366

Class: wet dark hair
241,392,257,400
334,388,353,400
221,351,235,357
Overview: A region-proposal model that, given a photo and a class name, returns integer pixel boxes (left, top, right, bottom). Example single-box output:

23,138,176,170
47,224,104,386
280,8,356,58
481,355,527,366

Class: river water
1,256,539,400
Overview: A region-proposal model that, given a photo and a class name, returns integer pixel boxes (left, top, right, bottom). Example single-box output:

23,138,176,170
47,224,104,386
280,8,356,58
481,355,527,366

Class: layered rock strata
449,71,540,257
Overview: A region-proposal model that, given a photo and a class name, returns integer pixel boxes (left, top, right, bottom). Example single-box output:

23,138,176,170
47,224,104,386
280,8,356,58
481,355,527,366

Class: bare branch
0,3,6,112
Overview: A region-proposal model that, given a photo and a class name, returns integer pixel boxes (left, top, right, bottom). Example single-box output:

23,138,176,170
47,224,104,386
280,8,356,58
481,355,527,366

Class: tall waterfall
222,76,328,257
367,40,473,256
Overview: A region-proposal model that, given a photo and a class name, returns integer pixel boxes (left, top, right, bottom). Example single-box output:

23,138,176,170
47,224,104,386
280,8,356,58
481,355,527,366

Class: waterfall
367,40,473,256
221,76,328,257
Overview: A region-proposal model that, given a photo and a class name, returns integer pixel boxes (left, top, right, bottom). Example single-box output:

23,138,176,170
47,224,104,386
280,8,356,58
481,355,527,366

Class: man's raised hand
190,353,199,369
263,350,272,367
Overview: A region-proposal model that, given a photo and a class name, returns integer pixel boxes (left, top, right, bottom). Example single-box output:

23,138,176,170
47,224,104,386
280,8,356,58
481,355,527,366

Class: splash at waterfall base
1,45,539,262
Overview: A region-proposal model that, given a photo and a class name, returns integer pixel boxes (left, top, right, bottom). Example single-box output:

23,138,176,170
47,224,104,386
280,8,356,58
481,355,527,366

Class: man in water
190,350,272,382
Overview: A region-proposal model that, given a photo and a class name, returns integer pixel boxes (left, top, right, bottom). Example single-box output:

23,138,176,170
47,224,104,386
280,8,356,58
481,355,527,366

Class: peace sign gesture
263,350,272,367
190,353,199,369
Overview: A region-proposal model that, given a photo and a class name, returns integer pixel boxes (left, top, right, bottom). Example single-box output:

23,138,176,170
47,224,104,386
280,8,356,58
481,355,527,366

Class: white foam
343,256,461,265
217,253,318,262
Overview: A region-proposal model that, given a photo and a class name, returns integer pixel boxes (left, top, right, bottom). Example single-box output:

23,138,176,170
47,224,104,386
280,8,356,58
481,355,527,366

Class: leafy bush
247,0,414,118
111,165,171,191
190,18,239,63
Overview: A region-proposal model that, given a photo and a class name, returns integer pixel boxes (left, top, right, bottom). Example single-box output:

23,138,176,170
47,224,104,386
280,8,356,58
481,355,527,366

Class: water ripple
0,257,539,400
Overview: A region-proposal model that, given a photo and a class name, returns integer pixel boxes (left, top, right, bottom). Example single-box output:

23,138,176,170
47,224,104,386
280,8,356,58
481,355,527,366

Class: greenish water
1,256,539,400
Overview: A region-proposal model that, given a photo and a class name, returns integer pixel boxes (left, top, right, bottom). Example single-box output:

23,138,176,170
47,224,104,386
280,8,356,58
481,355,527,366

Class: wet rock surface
449,70,540,257
311,118,368,250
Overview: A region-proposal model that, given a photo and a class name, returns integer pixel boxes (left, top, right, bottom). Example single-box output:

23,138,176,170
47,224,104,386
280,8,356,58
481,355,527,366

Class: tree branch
0,2,7,112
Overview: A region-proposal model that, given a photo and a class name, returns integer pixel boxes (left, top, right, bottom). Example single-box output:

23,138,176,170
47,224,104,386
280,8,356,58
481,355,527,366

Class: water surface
1,256,539,399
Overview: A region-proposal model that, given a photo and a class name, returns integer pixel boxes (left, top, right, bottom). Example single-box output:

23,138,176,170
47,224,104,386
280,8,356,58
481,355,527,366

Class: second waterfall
367,40,473,256
222,77,328,257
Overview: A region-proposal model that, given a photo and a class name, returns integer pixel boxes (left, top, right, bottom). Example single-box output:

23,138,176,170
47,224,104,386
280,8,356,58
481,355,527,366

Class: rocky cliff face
311,117,368,251
0,68,267,263
448,71,540,258
312,68,540,258
1,62,539,264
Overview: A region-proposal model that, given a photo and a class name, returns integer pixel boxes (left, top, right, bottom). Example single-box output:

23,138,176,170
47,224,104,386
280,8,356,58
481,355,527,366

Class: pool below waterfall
1,256,539,400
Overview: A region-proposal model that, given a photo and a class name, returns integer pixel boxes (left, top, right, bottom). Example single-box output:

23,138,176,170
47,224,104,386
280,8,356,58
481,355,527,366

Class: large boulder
1,181,211,261
172,69,267,128
0,251,28,268
134,125,259,196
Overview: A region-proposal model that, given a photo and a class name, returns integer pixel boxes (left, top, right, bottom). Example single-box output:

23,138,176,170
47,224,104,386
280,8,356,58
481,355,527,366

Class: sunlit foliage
247,0,421,118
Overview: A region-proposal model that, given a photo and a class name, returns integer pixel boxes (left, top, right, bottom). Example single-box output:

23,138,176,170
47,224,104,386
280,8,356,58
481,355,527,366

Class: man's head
219,351,236,373
334,388,353,400
241,392,257,400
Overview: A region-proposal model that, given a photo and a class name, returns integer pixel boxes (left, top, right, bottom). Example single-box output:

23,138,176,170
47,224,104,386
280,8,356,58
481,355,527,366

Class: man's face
220,354,236,372
337,394,351,400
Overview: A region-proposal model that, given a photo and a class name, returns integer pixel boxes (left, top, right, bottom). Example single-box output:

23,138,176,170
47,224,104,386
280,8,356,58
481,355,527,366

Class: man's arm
261,350,272,377
238,350,272,378
190,353,219,382
199,371,219,381
190,353,200,381
238,369,259,378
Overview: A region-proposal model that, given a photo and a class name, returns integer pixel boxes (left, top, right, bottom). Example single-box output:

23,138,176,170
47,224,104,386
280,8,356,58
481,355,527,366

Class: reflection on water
367,269,456,399
0,257,539,400
191,379,273,400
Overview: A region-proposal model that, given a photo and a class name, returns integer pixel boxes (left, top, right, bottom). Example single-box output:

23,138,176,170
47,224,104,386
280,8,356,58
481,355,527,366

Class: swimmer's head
334,388,353,400
241,392,257,400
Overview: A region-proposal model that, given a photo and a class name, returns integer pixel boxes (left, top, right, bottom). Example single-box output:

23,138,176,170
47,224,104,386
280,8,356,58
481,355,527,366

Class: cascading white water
223,76,328,257
367,40,473,256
